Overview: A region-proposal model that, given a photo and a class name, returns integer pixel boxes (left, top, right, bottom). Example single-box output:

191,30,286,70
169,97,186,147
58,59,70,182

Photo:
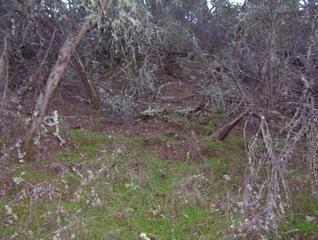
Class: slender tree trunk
148,0,160,16
23,18,95,158
31,15,100,108
72,53,100,108
0,36,9,105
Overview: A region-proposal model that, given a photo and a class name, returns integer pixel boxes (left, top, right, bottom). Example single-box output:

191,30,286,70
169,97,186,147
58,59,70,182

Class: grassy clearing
0,128,234,239
1,113,317,239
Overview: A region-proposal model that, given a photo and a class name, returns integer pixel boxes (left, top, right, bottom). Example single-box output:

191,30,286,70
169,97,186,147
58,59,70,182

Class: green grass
287,216,318,233
10,165,58,182
1,127,234,239
150,132,181,147
2,119,315,239
197,112,226,134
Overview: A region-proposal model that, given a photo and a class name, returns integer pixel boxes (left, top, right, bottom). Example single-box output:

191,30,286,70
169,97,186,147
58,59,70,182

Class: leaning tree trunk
23,18,95,159
19,14,100,109
212,108,250,141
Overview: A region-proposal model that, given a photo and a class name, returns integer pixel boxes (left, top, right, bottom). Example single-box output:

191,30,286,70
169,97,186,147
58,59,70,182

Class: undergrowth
0,113,317,239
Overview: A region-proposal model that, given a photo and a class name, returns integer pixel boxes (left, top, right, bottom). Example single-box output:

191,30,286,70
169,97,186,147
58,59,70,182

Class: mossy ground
1,112,317,239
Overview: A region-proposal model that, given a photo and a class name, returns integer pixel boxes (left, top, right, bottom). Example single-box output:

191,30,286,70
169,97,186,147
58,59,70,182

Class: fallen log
211,108,250,141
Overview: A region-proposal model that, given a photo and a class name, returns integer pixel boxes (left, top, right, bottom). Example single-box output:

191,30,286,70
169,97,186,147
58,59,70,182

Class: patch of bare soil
32,162,69,176
142,137,178,160
27,62,214,163
34,134,75,161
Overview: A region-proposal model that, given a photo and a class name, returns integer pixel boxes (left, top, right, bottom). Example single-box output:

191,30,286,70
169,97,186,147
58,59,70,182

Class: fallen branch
211,108,250,141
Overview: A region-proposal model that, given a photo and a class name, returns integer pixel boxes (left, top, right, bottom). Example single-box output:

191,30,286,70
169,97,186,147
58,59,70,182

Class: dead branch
211,107,250,141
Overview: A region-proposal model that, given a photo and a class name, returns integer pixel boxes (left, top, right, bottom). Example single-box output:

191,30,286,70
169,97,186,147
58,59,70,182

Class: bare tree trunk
23,18,94,158
30,15,100,108
72,53,100,108
148,0,159,16
0,35,9,105
266,0,278,106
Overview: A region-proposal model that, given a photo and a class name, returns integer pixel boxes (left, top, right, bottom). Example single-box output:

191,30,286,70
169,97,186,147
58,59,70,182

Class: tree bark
23,18,94,158
0,35,9,105
33,15,100,108
72,53,100,108
212,108,250,141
